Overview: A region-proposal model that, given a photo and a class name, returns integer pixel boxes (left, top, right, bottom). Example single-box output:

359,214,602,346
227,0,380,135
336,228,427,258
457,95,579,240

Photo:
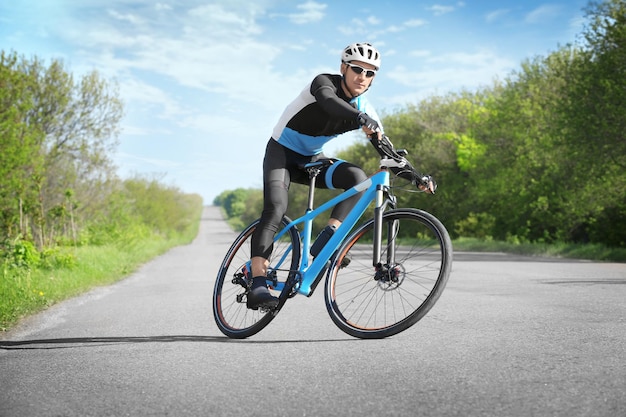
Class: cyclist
247,42,386,310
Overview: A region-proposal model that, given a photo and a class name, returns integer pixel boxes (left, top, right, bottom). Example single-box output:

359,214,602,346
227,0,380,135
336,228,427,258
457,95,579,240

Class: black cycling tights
251,139,367,259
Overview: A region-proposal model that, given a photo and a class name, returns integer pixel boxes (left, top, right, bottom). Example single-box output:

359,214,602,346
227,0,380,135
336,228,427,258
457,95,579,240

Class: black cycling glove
357,112,381,132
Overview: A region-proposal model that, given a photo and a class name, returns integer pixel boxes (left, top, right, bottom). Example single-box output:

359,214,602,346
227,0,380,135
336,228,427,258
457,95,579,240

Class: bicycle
213,135,452,339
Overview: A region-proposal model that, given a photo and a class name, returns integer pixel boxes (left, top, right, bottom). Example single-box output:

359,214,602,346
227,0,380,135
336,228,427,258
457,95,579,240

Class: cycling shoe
246,277,279,310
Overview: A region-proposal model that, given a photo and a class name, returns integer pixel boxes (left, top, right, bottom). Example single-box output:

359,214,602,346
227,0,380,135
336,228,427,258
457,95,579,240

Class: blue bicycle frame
268,167,393,297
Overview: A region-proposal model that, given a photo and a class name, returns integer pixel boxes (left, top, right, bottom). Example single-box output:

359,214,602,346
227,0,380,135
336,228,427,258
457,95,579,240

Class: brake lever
421,176,437,194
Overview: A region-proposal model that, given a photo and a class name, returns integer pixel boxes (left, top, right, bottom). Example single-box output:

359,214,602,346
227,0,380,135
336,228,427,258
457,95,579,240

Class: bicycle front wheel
325,209,452,339
213,217,300,339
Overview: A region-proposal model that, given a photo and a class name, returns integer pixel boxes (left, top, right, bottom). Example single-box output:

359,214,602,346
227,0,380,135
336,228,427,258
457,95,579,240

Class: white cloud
525,5,562,24
60,2,291,111
385,49,516,103
155,3,172,12
289,1,327,24
119,78,186,120
405,19,428,27
426,2,465,16
427,5,455,16
342,16,428,38
107,9,143,25
485,9,509,23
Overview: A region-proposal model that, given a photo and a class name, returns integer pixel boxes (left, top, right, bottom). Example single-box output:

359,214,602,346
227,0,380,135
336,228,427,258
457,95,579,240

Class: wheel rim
328,211,450,334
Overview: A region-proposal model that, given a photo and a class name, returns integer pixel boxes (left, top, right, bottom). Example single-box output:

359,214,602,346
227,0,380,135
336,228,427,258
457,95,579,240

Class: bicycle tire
325,209,452,339
213,216,300,339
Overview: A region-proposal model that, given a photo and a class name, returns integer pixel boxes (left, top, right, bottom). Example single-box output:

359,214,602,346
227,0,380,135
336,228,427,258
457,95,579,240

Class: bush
1,237,40,269
454,212,496,240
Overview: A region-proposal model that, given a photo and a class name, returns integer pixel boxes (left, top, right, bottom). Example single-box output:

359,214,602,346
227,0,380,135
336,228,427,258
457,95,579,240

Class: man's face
341,60,377,96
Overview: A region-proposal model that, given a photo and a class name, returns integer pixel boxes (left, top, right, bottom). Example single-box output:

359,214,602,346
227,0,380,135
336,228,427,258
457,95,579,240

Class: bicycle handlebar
369,134,437,194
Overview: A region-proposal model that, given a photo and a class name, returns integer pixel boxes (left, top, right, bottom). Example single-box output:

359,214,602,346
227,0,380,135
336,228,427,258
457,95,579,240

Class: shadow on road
0,335,354,350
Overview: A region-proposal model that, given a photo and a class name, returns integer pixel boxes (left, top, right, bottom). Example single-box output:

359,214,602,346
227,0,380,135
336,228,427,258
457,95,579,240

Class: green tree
0,51,45,241
214,188,263,230
0,51,123,247
556,0,626,245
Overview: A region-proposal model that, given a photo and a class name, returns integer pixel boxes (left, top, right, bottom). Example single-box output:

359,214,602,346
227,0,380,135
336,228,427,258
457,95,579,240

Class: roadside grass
453,237,626,262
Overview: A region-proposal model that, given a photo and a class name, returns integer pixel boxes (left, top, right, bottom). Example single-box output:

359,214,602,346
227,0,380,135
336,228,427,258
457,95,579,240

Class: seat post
306,167,320,212
303,159,333,212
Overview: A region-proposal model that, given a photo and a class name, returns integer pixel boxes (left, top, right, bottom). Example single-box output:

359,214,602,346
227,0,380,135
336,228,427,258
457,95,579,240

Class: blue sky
1,0,588,203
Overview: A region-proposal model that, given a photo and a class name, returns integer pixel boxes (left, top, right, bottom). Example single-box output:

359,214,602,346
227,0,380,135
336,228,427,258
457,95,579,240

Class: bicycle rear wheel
325,209,452,339
213,217,300,339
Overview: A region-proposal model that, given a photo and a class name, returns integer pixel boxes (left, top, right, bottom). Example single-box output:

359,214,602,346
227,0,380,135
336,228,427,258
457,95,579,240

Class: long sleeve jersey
271,73,383,156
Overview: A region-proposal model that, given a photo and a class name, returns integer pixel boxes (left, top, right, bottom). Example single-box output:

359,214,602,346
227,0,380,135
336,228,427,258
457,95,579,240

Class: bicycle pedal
232,273,248,288
258,304,279,314
248,299,279,312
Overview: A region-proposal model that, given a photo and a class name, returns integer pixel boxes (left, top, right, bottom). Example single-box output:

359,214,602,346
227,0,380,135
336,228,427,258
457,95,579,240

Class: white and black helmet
341,42,381,70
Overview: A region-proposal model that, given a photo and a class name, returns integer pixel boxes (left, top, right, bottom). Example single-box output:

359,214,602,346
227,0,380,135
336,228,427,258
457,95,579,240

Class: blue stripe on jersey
276,127,335,156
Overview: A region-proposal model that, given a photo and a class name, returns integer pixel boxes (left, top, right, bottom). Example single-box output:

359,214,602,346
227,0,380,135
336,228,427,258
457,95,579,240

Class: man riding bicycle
248,42,432,310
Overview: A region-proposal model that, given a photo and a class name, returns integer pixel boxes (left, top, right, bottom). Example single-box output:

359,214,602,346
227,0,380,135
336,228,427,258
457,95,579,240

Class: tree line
215,0,625,249
1,50,202,270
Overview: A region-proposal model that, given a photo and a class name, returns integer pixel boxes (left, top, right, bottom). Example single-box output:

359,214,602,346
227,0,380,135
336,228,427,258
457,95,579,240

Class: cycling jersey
272,73,383,156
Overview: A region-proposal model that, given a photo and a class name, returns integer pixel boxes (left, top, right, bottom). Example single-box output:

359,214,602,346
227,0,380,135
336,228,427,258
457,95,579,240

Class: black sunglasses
345,63,377,78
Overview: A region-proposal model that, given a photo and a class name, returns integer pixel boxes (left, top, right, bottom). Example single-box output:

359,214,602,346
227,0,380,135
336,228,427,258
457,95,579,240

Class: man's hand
365,129,382,140
357,112,380,133
418,175,437,194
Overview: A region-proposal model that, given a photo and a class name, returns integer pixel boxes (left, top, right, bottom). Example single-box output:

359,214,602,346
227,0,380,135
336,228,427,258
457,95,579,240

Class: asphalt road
1,206,625,417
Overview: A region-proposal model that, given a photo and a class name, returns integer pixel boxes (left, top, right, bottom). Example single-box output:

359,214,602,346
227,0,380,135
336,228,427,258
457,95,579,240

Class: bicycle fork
372,184,401,283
